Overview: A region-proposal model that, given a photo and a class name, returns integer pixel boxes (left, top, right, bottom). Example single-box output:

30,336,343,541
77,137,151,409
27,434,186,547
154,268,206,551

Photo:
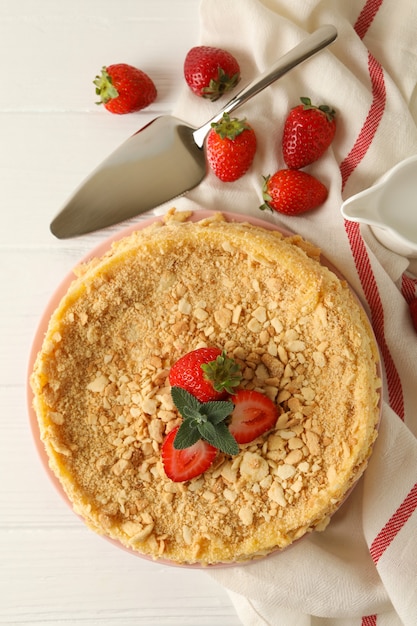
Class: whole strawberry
169,347,242,403
94,64,157,114
260,169,328,216
207,113,257,182
282,97,336,169
184,46,240,101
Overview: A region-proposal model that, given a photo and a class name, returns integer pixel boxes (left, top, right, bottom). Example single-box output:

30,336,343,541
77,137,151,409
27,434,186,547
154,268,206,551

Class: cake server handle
193,24,337,147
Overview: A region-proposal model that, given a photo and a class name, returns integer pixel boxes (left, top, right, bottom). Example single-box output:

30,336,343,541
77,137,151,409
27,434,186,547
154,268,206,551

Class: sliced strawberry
228,390,278,444
161,426,217,482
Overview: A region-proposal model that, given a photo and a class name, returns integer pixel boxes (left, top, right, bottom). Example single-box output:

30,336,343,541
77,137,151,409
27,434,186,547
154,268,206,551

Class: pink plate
27,209,382,568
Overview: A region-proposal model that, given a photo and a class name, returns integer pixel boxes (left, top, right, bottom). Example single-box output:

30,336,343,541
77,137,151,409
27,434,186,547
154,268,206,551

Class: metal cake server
50,24,337,238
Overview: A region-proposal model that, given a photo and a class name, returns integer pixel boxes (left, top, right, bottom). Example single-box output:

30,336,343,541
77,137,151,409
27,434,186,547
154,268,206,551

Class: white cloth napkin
166,1,417,624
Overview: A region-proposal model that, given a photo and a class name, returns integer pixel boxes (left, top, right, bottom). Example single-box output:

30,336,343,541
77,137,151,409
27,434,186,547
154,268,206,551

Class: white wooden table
0,1,241,623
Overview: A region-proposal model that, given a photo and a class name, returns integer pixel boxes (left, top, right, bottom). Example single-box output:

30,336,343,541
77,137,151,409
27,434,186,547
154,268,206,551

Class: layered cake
30,210,381,565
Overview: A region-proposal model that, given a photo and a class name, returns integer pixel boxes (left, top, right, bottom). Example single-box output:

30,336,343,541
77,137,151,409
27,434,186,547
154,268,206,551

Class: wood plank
0,530,240,625
0,0,199,112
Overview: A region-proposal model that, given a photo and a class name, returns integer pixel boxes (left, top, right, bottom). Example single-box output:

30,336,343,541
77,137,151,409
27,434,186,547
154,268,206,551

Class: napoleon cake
30,209,381,565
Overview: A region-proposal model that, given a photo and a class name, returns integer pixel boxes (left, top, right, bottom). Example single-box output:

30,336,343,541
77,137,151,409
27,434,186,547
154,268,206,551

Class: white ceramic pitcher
341,154,417,258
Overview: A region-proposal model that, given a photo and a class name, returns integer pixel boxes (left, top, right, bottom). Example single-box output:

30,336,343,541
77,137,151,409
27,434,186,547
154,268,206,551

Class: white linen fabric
165,0,417,624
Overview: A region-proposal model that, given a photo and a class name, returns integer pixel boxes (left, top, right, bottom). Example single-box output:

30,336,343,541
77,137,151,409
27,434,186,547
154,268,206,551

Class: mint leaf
171,386,201,419
199,421,239,456
197,420,218,444
202,400,234,425
171,385,239,456
173,420,201,450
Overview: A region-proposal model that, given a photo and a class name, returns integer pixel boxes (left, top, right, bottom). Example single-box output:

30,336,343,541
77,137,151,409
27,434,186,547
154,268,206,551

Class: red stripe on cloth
370,482,417,564
343,5,411,623
340,53,386,190
345,221,405,417
354,0,384,39
401,273,417,303
341,47,404,416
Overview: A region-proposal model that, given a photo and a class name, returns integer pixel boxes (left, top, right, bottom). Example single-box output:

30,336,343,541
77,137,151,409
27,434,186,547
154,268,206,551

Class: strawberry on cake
30,210,381,565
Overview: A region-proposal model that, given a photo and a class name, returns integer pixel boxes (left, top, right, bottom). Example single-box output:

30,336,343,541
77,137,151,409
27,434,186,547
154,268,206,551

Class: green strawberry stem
93,67,119,104
201,349,242,393
210,113,251,140
299,96,336,122
202,68,240,101
259,175,273,212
